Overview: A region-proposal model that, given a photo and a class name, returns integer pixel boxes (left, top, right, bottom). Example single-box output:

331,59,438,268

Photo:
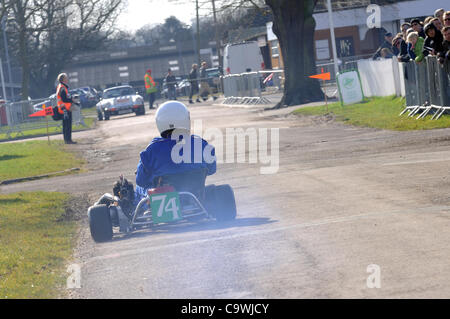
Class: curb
0,168,80,185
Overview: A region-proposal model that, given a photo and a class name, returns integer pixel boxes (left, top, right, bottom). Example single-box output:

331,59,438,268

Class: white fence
356,56,450,120
222,71,272,105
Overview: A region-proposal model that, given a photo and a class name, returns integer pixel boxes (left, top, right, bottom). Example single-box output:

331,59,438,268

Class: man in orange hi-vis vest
145,69,157,109
56,73,75,144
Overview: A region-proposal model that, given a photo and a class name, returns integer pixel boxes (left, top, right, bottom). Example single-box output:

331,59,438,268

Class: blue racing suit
135,134,216,201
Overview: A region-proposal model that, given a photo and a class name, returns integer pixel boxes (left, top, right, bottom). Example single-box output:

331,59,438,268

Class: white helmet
155,101,190,135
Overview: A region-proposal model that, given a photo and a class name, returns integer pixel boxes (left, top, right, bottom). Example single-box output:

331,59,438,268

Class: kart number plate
150,192,181,224
118,109,129,114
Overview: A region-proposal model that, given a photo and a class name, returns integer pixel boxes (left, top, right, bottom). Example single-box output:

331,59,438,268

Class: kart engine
113,175,135,216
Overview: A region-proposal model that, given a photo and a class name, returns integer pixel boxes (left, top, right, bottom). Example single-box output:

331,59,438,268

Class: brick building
267,0,449,69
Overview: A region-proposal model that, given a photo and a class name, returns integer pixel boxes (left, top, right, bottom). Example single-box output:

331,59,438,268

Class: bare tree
134,23,161,46
176,0,324,107
4,0,122,98
5,0,54,99
214,0,323,107
265,0,323,107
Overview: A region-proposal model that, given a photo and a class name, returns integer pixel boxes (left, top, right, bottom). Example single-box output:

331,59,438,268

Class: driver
135,101,216,195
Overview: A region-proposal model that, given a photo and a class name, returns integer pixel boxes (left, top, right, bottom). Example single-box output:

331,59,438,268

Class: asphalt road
3,96,450,298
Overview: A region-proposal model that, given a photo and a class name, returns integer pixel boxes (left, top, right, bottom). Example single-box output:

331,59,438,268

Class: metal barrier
400,57,450,120
0,96,86,139
222,71,271,105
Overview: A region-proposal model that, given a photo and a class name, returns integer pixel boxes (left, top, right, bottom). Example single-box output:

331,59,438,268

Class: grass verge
81,106,98,118
293,96,450,131
0,117,95,142
0,192,78,298
0,140,84,181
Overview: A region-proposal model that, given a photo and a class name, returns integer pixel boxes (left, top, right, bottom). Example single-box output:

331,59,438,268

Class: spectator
56,73,76,144
423,23,444,57
401,23,411,39
407,31,425,63
435,8,445,25
393,35,410,62
380,48,394,59
438,26,450,66
188,63,200,104
165,69,177,100
431,17,443,31
424,16,434,25
144,69,157,110
372,32,394,60
199,61,217,102
411,19,426,38
391,33,403,55
444,11,450,27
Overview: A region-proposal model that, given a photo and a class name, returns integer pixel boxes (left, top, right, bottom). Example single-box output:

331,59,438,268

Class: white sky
117,0,209,32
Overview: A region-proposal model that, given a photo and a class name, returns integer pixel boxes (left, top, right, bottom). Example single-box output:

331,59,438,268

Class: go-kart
87,169,236,242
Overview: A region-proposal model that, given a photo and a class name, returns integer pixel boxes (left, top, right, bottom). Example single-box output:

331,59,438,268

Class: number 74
151,194,181,220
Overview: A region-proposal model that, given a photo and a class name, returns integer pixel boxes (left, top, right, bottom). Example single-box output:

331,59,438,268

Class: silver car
96,85,145,120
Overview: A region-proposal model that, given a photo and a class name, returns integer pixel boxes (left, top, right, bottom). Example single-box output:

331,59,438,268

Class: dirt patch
311,113,336,124
427,135,450,144
57,194,91,223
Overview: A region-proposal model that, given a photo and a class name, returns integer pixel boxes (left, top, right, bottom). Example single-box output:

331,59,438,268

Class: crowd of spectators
372,8,450,67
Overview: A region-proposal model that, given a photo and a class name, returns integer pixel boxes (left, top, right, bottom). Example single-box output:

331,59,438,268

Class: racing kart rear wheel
206,184,236,222
88,204,113,242
104,111,110,120
97,110,103,121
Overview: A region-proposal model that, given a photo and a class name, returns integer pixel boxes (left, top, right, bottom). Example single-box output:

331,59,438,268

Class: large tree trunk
265,0,323,108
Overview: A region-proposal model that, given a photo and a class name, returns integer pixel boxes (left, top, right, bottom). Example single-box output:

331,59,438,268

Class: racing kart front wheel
97,110,103,121
88,204,113,242
104,111,110,120
206,184,237,222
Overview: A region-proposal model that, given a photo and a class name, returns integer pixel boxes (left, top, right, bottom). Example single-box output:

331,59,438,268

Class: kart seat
153,169,207,200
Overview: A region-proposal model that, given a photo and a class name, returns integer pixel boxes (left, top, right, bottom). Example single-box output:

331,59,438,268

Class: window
315,39,330,60
336,37,355,57
271,40,279,57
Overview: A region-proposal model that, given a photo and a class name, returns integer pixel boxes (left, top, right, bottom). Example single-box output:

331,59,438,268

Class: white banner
357,58,404,97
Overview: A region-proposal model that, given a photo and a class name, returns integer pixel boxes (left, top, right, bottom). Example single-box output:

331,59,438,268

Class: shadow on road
112,217,277,242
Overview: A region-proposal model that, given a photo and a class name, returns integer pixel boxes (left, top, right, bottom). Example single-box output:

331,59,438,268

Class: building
63,40,219,93
226,26,273,70
266,0,449,69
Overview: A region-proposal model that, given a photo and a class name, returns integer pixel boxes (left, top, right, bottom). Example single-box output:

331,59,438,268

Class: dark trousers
168,87,177,100
148,92,155,109
189,81,198,100
62,111,72,143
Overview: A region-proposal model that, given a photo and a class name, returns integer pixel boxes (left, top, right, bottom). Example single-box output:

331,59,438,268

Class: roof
104,85,133,91
315,0,412,12
226,26,267,43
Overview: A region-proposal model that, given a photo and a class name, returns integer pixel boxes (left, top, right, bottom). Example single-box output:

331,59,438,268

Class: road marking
85,205,450,264
382,158,449,166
